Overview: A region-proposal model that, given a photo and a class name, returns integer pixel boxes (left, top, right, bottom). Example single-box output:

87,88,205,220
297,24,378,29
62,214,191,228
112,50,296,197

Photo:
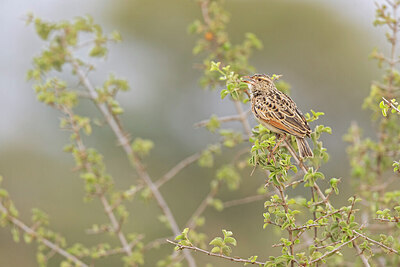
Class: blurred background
0,0,390,266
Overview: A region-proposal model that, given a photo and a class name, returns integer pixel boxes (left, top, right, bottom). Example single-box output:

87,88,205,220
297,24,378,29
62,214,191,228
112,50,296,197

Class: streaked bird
243,74,313,158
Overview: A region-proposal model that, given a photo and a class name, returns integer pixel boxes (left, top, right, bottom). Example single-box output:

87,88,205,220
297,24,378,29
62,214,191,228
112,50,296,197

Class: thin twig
353,230,399,254
156,152,202,188
374,217,399,223
99,194,132,255
353,241,371,267
62,106,133,257
194,111,251,128
309,234,361,264
144,236,172,251
276,185,294,266
283,140,329,206
94,234,144,258
167,240,265,265
186,183,219,230
233,101,252,137
223,194,267,208
347,196,357,224
382,97,400,113
0,202,89,267
200,0,212,26
314,209,345,222
68,58,196,267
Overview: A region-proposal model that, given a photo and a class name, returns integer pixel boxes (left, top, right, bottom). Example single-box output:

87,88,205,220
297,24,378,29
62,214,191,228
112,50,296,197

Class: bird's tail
295,137,313,158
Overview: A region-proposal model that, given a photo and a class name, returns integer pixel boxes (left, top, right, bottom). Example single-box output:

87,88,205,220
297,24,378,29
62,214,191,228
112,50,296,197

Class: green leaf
216,165,240,190
110,30,122,42
132,138,154,157
222,229,233,237
224,236,237,246
221,245,232,256
209,237,223,247
206,115,221,132
210,247,220,254
210,61,221,72
220,89,229,99
89,46,107,57
11,227,20,243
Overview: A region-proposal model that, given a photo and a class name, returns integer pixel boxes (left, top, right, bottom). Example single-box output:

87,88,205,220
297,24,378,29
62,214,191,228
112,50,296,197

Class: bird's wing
252,91,311,138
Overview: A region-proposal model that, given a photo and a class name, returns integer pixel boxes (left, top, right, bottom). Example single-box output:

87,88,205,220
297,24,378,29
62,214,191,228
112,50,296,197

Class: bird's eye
258,78,262,81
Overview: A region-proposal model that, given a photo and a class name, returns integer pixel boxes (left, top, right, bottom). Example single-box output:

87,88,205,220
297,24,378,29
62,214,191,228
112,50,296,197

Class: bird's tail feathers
295,137,313,158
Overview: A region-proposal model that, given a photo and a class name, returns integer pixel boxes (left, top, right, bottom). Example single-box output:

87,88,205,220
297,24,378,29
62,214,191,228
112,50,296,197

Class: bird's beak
242,76,255,85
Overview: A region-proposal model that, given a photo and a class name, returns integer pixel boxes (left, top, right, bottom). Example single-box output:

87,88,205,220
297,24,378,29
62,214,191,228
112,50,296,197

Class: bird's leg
272,134,287,154
267,134,287,163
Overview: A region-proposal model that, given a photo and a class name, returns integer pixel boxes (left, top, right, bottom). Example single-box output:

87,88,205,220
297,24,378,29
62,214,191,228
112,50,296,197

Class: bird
243,74,313,158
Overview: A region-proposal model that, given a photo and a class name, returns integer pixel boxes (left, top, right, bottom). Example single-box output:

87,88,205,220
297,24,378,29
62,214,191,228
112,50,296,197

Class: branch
223,194,266,208
309,234,361,264
353,230,399,254
283,140,329,205
0,202,89,267
233,101,252,137
94,234,144,258
186,183,219,230
374,217,399,223
156,151,202,188
68,58,196,267
353,241,371,267
194,111,251,128
61,106,133,256
99,194,132,255
144,236,172,251
166,240,265,265
382,97,400,113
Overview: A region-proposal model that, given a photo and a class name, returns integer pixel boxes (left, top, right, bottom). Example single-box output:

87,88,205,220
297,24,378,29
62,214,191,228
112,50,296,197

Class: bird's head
242,74,276,92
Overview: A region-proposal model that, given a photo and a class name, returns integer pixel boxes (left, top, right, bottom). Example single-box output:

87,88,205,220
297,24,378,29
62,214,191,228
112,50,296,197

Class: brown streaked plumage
243,74,313,158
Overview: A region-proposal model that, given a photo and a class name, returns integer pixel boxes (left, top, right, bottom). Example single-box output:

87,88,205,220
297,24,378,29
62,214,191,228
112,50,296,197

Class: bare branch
194,111,251,128
61,106,133,257
0,202,89,267
156,152,202,188
353,241,371,267
233,101,252,137
374,218,399,223
144,236,172,251
68,58,196,267
99,194,132,255
309,234,361,264
223,194,267,208
186,183,219,230
167,240,265,265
